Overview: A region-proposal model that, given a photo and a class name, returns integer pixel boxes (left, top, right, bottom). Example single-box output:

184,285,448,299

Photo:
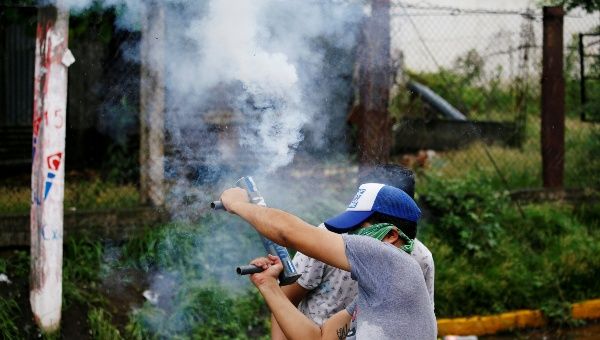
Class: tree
541,0,600,12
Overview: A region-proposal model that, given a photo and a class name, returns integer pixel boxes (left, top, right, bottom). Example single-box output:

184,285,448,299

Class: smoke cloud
55,0,364,334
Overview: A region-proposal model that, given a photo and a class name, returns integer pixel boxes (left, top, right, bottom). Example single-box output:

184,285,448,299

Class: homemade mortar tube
212,176,301,286
236,265,264,275
211,201,224,209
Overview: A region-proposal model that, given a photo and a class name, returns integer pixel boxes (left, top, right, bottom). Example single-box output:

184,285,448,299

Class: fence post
30,4,73,333
140,1,165,206
541,6,565,188
357,0,392,166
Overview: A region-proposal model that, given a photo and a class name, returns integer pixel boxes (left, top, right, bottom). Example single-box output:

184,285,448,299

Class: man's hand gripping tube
213,176,301,286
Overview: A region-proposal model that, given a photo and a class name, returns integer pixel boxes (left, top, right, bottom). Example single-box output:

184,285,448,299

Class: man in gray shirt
272,165,434,339
341,234,434,339
220,182,437,339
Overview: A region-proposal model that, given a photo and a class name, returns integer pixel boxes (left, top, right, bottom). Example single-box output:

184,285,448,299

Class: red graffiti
45,110,64,129
35,20,54,101
33,115,43,136
47,153,62,171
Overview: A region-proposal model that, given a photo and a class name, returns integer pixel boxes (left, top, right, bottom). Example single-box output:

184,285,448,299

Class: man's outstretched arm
220,188,350,271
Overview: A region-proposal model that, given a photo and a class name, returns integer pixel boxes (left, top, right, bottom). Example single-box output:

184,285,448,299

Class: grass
418,172,600,321
119,216,271,339
126,286,269,339
88,308,124,340
415,115,599,191
0,297,20,340
1,196,599,339
0,179,139,215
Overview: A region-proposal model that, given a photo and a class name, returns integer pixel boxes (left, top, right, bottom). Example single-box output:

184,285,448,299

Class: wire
392,1,590,18
393,1,540,16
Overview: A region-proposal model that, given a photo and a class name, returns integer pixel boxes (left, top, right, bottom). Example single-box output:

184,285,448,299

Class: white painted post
30,4,73,333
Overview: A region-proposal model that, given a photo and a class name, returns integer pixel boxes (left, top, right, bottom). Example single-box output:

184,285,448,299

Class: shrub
419,173,600,319
126,287,269,339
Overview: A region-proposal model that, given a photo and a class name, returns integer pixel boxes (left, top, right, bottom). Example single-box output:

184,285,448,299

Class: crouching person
220,183,436,339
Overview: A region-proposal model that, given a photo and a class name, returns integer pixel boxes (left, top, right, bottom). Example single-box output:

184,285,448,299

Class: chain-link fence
389,1,600,190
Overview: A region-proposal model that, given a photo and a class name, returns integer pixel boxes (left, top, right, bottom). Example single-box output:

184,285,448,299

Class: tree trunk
140,2,166,206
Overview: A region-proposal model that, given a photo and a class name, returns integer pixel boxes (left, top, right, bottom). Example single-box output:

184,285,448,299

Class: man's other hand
250,255,282,287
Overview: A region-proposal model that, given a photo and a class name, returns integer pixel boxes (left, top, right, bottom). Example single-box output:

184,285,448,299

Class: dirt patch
99,267,148,331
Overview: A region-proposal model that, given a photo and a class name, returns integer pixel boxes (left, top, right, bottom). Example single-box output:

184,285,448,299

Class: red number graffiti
43,110,64,129
52,110,64,128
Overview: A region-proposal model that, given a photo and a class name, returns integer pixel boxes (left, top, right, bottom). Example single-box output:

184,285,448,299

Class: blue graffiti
43,172,56,200
40,225,62,241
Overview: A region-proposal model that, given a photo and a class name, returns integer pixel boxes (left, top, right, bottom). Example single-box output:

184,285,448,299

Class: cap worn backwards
324,183,421,233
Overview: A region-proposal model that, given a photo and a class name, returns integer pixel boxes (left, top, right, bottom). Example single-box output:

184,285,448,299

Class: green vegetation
0,297,20,340
392,49,538,123
88,308,124,340
1,44,598,338
390,46,600,190
413,115,599,190
0,251,27,340
0,178,139,215
541,0,600,12
127,287,269,339
418,173,600,322
396,41,599,123
389,46,600,321
120,217,270,339
1,192,599,339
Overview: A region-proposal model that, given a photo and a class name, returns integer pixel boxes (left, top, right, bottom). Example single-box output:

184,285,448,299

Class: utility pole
30,4,74,333
356,0,392,166
140,1,166,206
541,6,565,188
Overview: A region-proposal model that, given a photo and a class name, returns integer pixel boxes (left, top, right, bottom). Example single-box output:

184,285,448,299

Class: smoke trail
155,0,363,220
168,0,304,173
58,0,362,178
162,0,363,177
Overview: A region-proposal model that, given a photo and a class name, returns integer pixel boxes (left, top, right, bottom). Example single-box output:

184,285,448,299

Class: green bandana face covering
354,223,414,254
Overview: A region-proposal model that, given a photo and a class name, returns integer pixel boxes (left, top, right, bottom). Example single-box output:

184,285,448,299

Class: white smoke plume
53,0,364,321
43,1,367,335
58,0,362,176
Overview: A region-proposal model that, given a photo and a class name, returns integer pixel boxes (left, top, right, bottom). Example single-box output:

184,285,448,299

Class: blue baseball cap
324,183,421,233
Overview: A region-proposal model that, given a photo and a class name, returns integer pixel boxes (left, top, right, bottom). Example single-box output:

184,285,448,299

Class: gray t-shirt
293,226,434,326
342,234,437,340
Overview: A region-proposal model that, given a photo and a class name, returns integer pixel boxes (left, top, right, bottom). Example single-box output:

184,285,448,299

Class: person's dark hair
358,164,415,198
366,212,417,240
